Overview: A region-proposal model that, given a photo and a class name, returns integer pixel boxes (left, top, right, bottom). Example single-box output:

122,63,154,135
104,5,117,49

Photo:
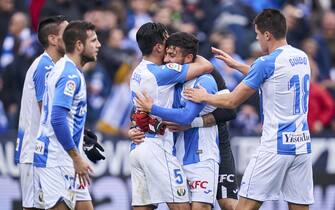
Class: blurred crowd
0,0,334,137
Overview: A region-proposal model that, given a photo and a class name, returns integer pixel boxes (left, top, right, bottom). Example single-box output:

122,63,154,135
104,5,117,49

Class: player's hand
128,127,145,144
135,91,153,113
183,84,209,103
73,156,93,187
211,47,238,68
164,121,191,132
83,129,105,163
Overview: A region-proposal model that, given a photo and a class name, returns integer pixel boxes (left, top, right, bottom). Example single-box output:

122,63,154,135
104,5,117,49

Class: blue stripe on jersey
130,143,136,151
303,120,312,153
147,63,189,86
73,101,86,148
33,55,53,102
183,128,200,165
53,61,81,110
15,129,24,164
259,89,264,125
277,122,297,155
119,102,133,128
33,135,50,167
243,49,283,90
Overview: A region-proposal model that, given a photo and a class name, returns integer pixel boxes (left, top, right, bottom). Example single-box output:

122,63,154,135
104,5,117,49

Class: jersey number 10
289,74,310,115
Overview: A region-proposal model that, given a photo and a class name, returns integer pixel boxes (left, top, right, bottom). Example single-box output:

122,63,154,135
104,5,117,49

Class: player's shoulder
148,62,185,73
197,73,216,84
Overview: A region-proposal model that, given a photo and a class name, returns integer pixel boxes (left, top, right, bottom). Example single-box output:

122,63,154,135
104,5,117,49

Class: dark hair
63,21,96,53
136,22,168,56
37,15,67,48
166,32,199,62
253,9,287,39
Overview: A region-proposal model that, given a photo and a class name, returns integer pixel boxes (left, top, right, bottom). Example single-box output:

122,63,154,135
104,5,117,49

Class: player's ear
264,31,271,41
184,54,193,64
156,42,165,53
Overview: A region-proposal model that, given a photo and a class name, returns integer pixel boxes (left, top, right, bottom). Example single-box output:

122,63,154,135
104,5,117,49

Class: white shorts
130,140,189,206
19,163,38,208
239,150,314,204
34,166,91,209
183,159,219,205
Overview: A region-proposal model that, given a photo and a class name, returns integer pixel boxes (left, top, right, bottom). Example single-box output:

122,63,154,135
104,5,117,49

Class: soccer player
184,9,314,210
33,21,101,210
136,32,238,210
129,22,213,210
15,15,68,210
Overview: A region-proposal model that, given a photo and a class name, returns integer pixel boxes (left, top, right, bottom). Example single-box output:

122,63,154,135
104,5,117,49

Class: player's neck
45,48,62,64
66,53,82,68
268,39,288,53
143,54,163,65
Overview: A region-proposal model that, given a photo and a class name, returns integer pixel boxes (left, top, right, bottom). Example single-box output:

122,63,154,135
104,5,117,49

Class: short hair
253,9,287,39
136,22,168,56
63,21,96,53
166,32,199,62
37,15,67,48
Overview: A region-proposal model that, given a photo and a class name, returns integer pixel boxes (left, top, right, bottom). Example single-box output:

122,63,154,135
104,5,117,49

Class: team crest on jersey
176,187,186,196
166,63,182,72
64,80,76,96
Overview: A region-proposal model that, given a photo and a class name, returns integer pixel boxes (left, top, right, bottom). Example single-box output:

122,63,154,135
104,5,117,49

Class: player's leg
235,197,261,210
140,141,189,206
133,205,156,210
288,203,309,210
282,154,314,210
130,143,156,208
216,150,238,210
238,151,294,210
191,202,211,210
75,200,93,210
167,202,191,210
217,198,237,210
20,163,44,210
183,159,218,210
49,202,70,210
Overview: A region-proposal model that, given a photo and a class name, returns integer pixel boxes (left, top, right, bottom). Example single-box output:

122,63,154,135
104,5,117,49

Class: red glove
148,118,166,135
132,111,166,135
132,111,150,132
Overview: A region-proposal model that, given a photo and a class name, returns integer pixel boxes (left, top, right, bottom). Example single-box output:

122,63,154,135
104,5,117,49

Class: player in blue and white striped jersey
33,21,101,210
15,15,68,210
135,32,220,210
129,23,213,209
184,9,314,210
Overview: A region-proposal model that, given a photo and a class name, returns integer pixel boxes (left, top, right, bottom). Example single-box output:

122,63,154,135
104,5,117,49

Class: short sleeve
148,63,189,86
243,57,274,90
52,73,81,110
194,74,218,94
33,57,53,102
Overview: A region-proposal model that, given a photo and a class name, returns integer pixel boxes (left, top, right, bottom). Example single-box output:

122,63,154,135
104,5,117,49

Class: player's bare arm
183,82,256,109
185,55,213,80
211,47,250,75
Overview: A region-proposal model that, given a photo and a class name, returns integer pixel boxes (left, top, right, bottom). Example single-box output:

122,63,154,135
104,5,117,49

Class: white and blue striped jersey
129,60,189,154
243,45,311,155
33,55,87,167
16,52,54,164
174,75,220,165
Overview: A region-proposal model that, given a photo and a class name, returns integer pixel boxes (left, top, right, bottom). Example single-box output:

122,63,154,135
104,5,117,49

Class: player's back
175,74,220,165
253,45,311,155
130,60,189,153
34,55,87,168
16,52,54,164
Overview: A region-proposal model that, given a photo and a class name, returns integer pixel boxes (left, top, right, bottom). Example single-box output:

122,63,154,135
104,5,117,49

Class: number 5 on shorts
174,169,184,184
